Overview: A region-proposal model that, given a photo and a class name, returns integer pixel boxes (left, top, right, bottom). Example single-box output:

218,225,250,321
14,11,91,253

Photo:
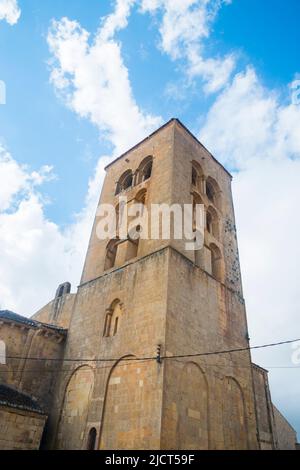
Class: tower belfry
51,118,259,449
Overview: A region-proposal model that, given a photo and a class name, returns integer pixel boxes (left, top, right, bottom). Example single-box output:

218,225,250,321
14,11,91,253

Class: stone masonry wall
161,248,258,450
0,321,66,413
47,248,169,449
0,406,46,450
32,293,76,329
273,405,297,450
252,364,276,449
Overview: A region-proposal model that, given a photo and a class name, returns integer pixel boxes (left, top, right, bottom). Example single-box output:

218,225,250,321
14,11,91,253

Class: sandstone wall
0,406,46,450
273,405,297,450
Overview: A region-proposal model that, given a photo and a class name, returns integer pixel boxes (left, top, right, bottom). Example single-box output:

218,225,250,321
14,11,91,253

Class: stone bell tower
52,119,259,450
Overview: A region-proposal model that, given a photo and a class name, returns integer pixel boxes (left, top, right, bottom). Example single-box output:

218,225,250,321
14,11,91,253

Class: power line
162,338,300,361
3,337,300,363
2,364,300,374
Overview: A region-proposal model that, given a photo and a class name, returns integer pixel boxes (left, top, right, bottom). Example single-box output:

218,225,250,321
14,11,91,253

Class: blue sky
1,0,300,438
1,0,299,225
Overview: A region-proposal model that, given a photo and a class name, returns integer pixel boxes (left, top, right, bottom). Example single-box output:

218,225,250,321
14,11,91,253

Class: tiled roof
0,310,67,334
0,310,37,327
0,384,45,415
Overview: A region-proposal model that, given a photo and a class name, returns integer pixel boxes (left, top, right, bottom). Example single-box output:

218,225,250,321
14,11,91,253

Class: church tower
51,119,259,450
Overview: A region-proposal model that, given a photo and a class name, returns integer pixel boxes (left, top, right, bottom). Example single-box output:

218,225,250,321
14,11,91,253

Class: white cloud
201,68,300,169
0,144,53,211
0,145,69,314
0,1,161,316
141,0,235,93
47,10,161,156
0,0,20,25
99,0,135,41
0,143,111,316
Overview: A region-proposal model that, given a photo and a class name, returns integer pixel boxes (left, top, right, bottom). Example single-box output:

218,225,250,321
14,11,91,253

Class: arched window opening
135,188,147,205
134,189,147,217
115,201,126,235
137,156,153,184
206,177,221,211
103,300,123,338
209,243,223,282
55,282,71,299
191,161,204,193
206,206,219,239
206,212,212,233
103,311,111,337
115,204,120,234
87,428,97,450
113,317,119,336
142,161,152,181
115,170,133,195
58,285,64,298
192,192,204,231
104,239,119,271
123,173,133,190
126,225,141,261
192,167,197,186
206,181,215,202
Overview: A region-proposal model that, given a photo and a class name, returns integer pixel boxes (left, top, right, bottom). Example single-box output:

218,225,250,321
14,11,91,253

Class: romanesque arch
104,239,119,271
222,376,248,449
115,169,133,195
191,160,204,193
103,299,123,337
209,243,224,282
206,176,222,211
57,365,94,450
137,156,153,184
206,205,219,239
99,355,149,450
177,362,209,449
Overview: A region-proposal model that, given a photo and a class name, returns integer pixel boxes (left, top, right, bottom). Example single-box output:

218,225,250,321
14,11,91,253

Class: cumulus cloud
47,7,161,155
0,0,161,315
0,143,111,315
0,144,53,211
99,0,135,41
0,145,68,314
0,0,20,25
201,68,300,168
141,0,235,93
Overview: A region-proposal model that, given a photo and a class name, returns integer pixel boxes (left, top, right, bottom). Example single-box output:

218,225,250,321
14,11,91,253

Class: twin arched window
103,300,122,337
115,170,133,195
115,156,153,195
192,163,223,281
205,176,221,211
191,161,203,192
104,239,119,271
206,206,219,239
191,161,221,212
137,156,153,184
